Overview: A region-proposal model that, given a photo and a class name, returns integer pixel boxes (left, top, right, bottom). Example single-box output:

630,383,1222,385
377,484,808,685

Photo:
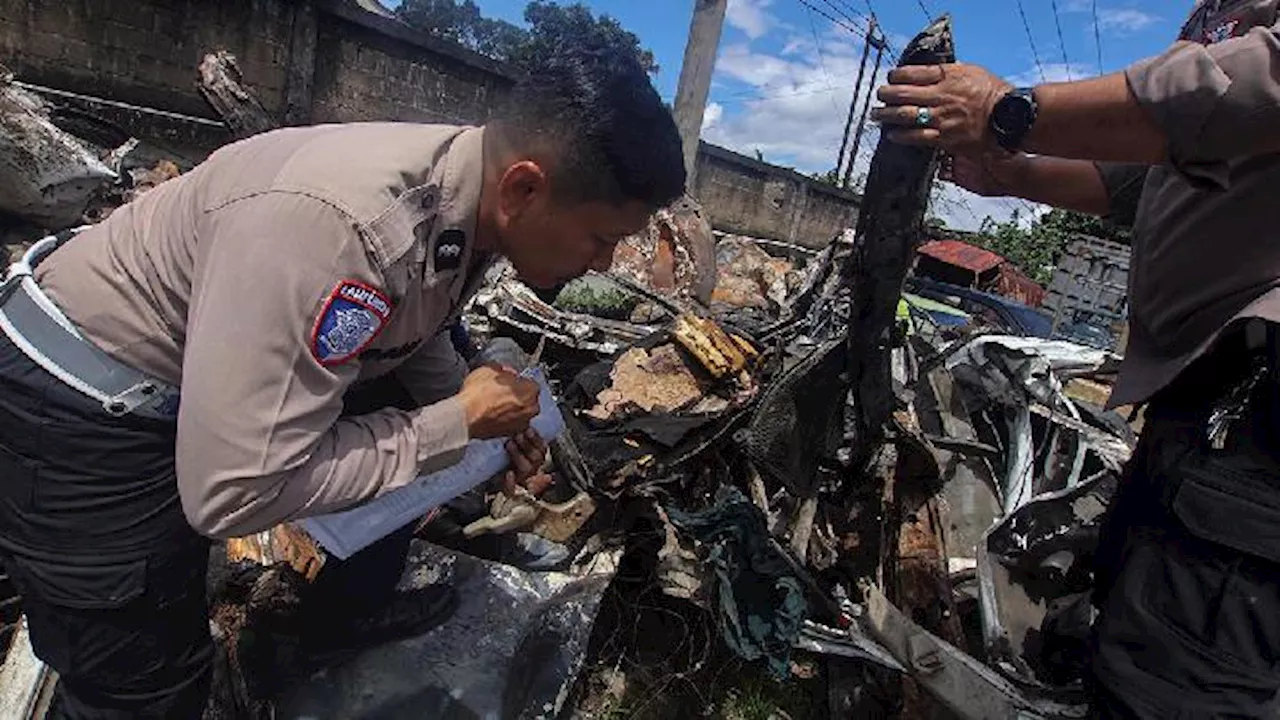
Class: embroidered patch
434,229,466,271
1204,18,1239,44
311,281,393,366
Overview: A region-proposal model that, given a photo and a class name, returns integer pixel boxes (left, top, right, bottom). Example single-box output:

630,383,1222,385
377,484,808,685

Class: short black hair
491,42,686,210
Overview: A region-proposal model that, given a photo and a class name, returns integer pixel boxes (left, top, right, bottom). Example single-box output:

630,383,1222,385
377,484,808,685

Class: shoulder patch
1204,18,1240,44
311,281,393,366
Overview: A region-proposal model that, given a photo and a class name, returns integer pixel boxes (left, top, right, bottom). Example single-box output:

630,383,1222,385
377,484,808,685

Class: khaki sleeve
1125,20,1280,182
176,192,470,540
394,330,469,406
1093,162,1149,228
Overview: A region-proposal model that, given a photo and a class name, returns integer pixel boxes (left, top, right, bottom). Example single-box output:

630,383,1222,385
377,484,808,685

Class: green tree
964,207,1130,285
395,0,658,74
1035,207,1131,246
972,211,1063,285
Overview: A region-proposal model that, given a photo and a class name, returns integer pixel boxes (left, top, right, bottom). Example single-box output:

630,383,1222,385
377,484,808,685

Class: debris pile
0,24,1139,720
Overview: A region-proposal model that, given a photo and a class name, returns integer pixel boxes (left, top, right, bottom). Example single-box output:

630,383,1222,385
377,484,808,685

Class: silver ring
915,107,933,127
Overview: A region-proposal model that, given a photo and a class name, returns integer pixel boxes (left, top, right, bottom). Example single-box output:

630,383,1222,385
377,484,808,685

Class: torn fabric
665,487,809,679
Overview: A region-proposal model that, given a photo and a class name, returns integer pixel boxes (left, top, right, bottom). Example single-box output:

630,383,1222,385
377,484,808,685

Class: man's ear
497,160,549,224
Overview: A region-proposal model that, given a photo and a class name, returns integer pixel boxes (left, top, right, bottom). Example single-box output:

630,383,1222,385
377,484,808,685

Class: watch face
993,95,1033,133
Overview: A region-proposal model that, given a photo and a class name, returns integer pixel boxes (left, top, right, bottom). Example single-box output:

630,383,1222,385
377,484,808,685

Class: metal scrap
611,194,717,306
711,235,808,311
671,312,756,379
274,541,621,720
585,344,707,420
0,64,117,227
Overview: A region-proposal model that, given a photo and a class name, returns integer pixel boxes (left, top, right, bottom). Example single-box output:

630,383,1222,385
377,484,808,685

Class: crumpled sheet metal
977,472,1117,691
469,270,655,356
944,335,1132,515
0,69,117,227
585,344,706,420
610,194,716,305
710,236,807,311
225,523,326,582
859,583,1088,720
794,619,906,672
276,542,620,720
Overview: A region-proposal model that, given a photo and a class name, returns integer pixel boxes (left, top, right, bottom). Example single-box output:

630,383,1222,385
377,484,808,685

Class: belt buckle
103,380,174,419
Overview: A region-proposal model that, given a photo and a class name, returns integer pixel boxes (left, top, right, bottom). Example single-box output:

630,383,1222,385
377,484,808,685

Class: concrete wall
695,143,860,249
308,0,514,125
0,0,858,247
0,0,296,119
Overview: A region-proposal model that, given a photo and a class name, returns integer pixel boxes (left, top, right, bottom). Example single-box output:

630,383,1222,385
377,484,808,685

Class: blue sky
388,0,1190,228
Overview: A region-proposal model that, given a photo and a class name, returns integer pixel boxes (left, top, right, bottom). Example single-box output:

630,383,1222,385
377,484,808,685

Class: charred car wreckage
0,17,1139,720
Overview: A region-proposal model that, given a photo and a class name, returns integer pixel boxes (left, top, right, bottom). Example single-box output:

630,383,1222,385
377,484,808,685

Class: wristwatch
989,87,1038,151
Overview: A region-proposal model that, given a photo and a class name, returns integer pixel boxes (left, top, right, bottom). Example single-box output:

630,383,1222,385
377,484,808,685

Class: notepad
301,367,565,560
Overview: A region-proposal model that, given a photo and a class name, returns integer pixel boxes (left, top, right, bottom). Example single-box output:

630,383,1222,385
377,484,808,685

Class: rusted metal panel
918,239,1004,275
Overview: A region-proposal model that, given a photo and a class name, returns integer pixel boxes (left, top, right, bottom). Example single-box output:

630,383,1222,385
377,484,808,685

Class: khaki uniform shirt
35,123,494,538
1100,0,1280,408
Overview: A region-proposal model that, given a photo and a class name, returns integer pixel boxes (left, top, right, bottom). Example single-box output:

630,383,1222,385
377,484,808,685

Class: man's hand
939,148,1028,197
457,364,539,439
871,63,1013,149
500,428,552,497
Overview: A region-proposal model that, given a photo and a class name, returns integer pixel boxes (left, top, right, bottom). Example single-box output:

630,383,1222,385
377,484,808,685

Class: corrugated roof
918,239,1005,274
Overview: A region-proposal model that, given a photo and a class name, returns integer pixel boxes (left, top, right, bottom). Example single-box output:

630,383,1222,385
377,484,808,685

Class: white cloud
931,185,1047,232
1097,7,1160,33
704,36,877,172
702,101,724,131
726,0,777,40
702,23,1036,231
1061,2,1163,35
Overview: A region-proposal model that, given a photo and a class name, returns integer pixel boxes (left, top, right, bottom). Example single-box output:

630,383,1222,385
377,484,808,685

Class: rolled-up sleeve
1093,162,1149,227
176,193,470,540
1126,21,1280,181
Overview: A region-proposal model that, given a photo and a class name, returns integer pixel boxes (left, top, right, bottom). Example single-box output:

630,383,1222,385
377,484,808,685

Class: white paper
301,367,565,560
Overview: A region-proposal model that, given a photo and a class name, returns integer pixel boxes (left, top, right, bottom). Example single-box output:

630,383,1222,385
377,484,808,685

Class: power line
815,0,871,32
794,0,868,40
914,0,934,22
855,0,902,58
1050,0,1072,81
1014,0,1046,84
1091,0,1104,72
804,5,845,117
836,15,876,177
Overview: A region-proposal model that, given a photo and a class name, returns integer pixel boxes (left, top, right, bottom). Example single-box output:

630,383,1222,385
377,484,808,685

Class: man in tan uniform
874,1,1280,716
0,42,685,718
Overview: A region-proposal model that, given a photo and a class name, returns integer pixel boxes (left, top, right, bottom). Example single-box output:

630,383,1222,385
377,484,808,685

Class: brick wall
0,0,296,118
310,6,512,125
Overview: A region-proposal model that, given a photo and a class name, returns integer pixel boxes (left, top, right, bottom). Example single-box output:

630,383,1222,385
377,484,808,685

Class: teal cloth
667,487,809,678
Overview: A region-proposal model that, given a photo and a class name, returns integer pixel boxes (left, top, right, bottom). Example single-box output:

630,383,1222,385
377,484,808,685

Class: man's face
492,160,655,289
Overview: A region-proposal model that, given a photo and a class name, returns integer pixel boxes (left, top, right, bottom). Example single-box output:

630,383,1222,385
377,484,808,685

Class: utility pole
835,18,875,180
673,0,728,191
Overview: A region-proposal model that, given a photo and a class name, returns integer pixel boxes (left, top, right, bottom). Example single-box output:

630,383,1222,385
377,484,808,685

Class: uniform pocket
1144,452,1280,674
5,554,146,610
1170,454,1280,564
